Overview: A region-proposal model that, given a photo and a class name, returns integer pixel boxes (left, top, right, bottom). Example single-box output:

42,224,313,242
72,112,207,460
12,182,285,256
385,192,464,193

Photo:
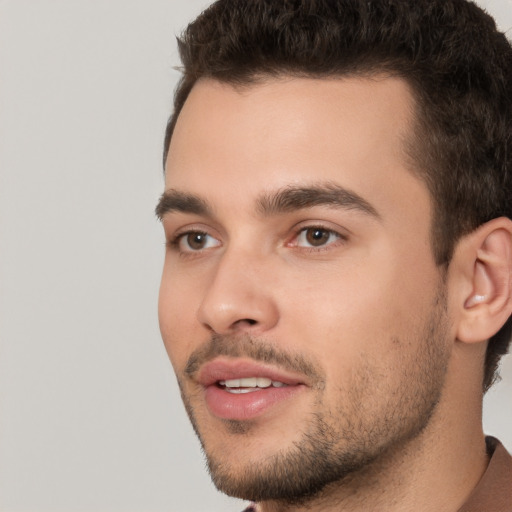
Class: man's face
158,77,452,501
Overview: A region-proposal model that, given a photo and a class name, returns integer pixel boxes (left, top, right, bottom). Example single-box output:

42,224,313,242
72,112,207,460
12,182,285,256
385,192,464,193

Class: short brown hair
164,0,512,391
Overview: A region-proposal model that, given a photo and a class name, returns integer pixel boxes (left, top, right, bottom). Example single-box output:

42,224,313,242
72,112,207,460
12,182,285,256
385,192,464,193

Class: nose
197,248,279,335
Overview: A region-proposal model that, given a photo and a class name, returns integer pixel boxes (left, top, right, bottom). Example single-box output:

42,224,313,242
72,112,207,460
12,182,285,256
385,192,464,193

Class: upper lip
197,357,307,387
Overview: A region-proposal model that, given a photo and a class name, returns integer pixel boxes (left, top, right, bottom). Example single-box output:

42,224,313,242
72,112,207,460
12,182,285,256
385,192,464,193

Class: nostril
236,318,257,326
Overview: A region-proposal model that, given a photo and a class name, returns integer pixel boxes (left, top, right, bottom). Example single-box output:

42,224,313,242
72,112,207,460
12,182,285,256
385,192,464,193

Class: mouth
196,358,307,421
218,377,288,393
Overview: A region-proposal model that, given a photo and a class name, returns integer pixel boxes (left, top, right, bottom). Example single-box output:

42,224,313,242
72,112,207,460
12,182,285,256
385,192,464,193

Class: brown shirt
457,437,512,512
243,437,512,512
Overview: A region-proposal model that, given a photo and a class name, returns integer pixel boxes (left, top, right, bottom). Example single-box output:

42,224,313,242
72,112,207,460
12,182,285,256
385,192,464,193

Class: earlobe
456,218,512,344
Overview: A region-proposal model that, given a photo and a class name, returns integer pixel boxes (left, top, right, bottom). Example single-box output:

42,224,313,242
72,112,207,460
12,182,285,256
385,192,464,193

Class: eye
174,231,221,252
295,227,342,248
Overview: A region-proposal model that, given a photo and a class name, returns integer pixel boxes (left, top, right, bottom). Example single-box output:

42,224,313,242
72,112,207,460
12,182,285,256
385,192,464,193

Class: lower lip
204,384,305,421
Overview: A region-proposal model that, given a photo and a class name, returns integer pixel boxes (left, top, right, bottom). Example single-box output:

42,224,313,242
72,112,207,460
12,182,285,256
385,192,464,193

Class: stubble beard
177,289,451,505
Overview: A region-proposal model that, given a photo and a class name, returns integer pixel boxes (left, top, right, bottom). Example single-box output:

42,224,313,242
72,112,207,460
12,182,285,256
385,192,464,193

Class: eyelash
288,225,347,252
167,230,217,254
167,225,347,256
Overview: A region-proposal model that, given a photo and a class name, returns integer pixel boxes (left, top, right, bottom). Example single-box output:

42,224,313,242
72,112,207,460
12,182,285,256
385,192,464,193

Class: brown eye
177,231,221,252
305,228,331,246
186,232,207,250
296,227,341,248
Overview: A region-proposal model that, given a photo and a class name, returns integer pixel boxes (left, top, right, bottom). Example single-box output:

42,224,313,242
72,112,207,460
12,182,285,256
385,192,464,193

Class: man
156,1,512,510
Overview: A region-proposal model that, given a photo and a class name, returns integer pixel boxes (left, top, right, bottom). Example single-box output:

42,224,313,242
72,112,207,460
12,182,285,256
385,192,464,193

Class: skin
158,77,491,511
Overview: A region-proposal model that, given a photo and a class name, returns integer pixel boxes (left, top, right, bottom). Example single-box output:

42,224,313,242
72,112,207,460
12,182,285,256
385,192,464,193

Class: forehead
164,76,428,224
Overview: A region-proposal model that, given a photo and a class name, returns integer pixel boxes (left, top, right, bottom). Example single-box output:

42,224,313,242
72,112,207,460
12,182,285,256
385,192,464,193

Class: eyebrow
155,183,380,221
257,183,380,218
155,189,212,220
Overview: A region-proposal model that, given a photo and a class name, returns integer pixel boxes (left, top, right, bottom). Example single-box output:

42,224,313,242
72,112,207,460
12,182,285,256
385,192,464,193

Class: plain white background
0,1,511,511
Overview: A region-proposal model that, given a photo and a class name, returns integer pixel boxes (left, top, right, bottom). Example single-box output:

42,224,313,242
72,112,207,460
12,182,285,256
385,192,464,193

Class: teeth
224,388,257,394
218,377,286,389
257,377,272,387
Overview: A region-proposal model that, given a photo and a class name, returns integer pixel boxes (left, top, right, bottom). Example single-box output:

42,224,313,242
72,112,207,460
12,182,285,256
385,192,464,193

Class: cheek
276,248,438,376
158,261,205,369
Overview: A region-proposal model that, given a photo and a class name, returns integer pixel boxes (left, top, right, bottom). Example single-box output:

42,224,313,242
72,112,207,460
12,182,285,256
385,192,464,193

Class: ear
454,217,512,344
